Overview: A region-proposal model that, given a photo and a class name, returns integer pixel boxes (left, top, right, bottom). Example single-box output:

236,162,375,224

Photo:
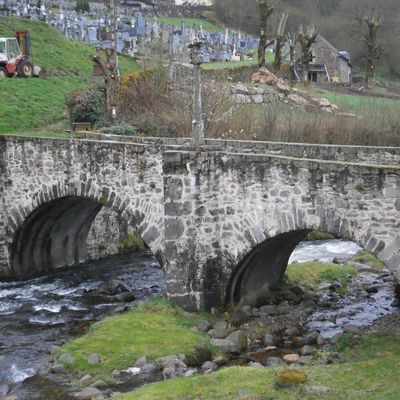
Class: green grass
202,59,258,70
350,250,385,270
112,333,400,400
309,85,399,112
286,261,357,294
0,17,139,134
147,17,224,33
305,230,335,241
58,298,213,380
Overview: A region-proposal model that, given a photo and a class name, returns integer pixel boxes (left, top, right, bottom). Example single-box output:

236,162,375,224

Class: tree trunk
298,27,317,84
91,48,119,122
258,0,274,68
364,17,381,85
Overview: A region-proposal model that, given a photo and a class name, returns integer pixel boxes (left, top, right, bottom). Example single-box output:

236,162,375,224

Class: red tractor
0,31,40,78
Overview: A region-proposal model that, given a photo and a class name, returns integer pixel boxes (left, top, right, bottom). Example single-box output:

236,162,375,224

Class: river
0,240,398,398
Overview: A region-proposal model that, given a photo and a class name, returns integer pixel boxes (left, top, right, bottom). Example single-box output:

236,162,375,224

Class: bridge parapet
75,132,400,165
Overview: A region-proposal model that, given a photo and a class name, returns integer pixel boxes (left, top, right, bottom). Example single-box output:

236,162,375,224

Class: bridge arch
7,182,162,279
225,215,395,307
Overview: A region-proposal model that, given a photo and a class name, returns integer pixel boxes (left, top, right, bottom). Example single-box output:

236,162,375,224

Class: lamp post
188,41,204,146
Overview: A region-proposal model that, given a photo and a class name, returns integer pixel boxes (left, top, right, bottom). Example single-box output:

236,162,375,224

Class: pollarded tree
364,16,382,85
273,12,288,73
258,0,278,68
298,25,317,84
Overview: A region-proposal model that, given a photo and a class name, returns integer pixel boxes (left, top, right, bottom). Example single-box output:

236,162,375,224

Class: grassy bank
112,333,400,400
350,250,386,270
58,298,213,380
286,261,357,294
0,17,139,134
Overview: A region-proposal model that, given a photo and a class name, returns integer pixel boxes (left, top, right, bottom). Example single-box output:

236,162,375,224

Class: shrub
99,123,137,136
66,84,105,127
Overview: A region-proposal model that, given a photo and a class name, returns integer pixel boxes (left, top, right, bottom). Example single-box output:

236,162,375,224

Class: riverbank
43,245,399,400
2,241,398,400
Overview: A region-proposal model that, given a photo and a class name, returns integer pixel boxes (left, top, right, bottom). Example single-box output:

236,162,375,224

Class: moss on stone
275,369,308,388
118,232,146,253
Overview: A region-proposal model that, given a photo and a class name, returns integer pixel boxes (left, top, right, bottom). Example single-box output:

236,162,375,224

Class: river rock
50,363,65,373
276,302,291,315
301,332,318,346
201,361,218,372
226,330,248,353
259,305,277,315
343,324,363,335
134,355,148,368
59,353,74,364
185,344,212,366
103,279,130,295
0,384,9,396
74,387,103,400
299,345,318,356
79,374,93,385
141,363,157,374
263,334,276,346
184,368,197,377
155,355,187,378
285,327,301,337
210,338,237,353
115,292,136,302
212,355,229,366
283,354,300,364
299,356,313,365
305,385,331,393
196,320,212,332
88,353,100,364
266,357,283,366
366,285,379,294
208,327,230,339
249,361,264,369
91,380,108,388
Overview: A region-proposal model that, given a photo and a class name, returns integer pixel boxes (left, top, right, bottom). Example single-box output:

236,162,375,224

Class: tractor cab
0,37,23,63
0,31,34,78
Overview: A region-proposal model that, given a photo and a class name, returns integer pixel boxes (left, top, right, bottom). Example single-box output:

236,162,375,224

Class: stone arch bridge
1,135,399,311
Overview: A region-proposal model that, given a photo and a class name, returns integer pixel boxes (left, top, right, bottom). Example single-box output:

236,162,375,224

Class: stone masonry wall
163,150,400,310
1,136,399,311
0,137,165,278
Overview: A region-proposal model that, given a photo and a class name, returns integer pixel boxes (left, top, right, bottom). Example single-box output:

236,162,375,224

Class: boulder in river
102,279,131,295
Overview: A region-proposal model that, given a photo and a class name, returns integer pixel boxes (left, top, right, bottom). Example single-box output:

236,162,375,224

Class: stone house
295,34,352,83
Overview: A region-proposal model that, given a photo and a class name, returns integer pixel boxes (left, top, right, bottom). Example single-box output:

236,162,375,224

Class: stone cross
188,41,204,145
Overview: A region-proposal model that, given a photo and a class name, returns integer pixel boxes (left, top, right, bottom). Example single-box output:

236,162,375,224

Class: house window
308,72,318,82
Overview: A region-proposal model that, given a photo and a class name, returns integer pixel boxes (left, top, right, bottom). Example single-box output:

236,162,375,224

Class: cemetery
0,0,259,65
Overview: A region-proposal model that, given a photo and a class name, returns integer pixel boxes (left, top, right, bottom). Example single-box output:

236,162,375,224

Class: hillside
0,17,139,134
213,0,400,79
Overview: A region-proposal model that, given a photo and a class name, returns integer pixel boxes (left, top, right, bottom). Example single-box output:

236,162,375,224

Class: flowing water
289,240,398,338
0,251,165,397
0,240,397,399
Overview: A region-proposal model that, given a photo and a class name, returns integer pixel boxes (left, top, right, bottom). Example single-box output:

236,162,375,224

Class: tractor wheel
17,61,33,78
0,67,7,78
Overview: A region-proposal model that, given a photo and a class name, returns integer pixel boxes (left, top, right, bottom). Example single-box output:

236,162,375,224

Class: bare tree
274,12,288,73
258,0,279,68
364,16,382,85
286,32,297,85
298,25,317,84
91,48,119,122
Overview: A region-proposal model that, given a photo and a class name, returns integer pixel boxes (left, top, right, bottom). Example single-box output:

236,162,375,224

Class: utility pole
188,41,204,146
